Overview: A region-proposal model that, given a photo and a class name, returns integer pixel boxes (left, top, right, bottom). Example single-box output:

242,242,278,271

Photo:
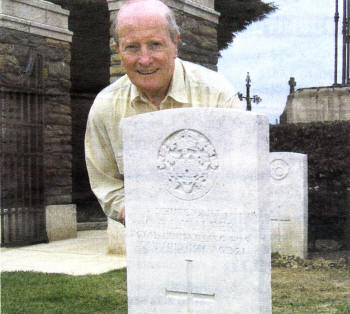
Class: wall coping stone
294,85,350,93
107,0,219,24
0,0,72,42
281,85,350,123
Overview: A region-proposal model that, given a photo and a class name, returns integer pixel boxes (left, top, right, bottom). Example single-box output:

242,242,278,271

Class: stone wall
47,0,110,93
281,86,350,124
176,9,218,70
0,27,72,206
1,0,76,241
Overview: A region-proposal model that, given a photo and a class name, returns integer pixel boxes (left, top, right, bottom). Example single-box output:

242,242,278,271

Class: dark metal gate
1,51,48,246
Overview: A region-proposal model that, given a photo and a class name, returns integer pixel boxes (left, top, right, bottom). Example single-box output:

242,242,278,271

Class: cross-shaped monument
238,72,262,111
288,77,296,94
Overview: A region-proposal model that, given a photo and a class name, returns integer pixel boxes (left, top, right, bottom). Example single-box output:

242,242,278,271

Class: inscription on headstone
123,108,271,314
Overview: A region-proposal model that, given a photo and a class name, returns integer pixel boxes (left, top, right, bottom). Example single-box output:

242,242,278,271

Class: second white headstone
270,152,308,258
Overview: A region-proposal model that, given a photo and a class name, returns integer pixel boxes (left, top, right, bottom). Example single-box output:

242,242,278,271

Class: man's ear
175,34,180,47
174,34,180,57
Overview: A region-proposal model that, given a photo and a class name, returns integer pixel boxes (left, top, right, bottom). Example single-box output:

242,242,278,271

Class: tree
215,0,277,51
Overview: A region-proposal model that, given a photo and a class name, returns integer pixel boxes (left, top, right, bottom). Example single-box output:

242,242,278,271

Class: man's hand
117,206,125,225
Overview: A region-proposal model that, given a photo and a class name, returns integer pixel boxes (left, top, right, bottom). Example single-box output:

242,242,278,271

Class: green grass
272,268,350,313
1,269,127,314
1,267,350,313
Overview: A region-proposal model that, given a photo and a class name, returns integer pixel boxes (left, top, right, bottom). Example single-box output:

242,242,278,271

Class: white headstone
269,152,308,258
122,108,271,314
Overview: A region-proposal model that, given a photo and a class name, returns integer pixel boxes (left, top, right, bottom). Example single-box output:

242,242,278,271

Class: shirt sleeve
84,102,124,222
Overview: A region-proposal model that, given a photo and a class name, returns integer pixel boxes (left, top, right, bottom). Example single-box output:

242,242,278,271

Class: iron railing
1,50,48,246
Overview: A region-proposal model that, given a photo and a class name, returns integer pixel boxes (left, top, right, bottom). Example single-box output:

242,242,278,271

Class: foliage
2,267,350,313
215,0,277,51
271,252,349,270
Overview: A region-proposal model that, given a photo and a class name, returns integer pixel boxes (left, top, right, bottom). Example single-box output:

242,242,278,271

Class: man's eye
125,45,139,52
150,42,162,50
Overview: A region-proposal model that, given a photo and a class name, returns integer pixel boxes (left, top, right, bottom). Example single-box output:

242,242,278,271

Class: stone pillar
46,204,77,241
107,0,220,83
1,0,76,241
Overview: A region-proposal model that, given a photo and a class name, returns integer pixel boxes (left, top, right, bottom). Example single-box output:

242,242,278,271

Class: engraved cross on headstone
271,218,291,244
165,260,215,314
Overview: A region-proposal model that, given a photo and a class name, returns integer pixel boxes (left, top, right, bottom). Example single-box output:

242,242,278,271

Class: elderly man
85,0,243,224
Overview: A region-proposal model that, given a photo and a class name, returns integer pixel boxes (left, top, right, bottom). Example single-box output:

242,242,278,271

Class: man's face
116,12,179,101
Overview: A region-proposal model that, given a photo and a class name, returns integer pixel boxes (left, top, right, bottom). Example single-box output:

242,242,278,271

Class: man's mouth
137,69,158,75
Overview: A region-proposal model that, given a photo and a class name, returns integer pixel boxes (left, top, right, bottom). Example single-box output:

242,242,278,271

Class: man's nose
137,46,152,65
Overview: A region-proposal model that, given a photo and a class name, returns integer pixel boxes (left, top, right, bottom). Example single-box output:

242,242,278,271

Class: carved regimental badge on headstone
157,129,218,200
270,159,289,180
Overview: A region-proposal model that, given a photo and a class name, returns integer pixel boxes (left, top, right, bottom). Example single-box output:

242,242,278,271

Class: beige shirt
85,58,244,221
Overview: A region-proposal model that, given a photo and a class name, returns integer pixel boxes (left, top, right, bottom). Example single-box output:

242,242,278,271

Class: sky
218,0,337,124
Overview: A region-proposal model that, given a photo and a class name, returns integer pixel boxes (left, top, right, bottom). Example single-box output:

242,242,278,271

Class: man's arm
117,206,125,225
85,104,125,223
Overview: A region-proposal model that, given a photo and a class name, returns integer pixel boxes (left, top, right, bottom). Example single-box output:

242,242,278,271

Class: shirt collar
130,79,140,104
166,58,188,104
130,58,188,106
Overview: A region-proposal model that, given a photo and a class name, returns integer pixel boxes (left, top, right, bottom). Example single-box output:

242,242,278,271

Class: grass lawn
1,269,127,314
272,268,350,313
2,267,350,313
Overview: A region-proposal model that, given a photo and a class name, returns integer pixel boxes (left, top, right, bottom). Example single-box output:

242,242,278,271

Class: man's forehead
119,13,167,30
117,6,169,36
118,0,169,20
